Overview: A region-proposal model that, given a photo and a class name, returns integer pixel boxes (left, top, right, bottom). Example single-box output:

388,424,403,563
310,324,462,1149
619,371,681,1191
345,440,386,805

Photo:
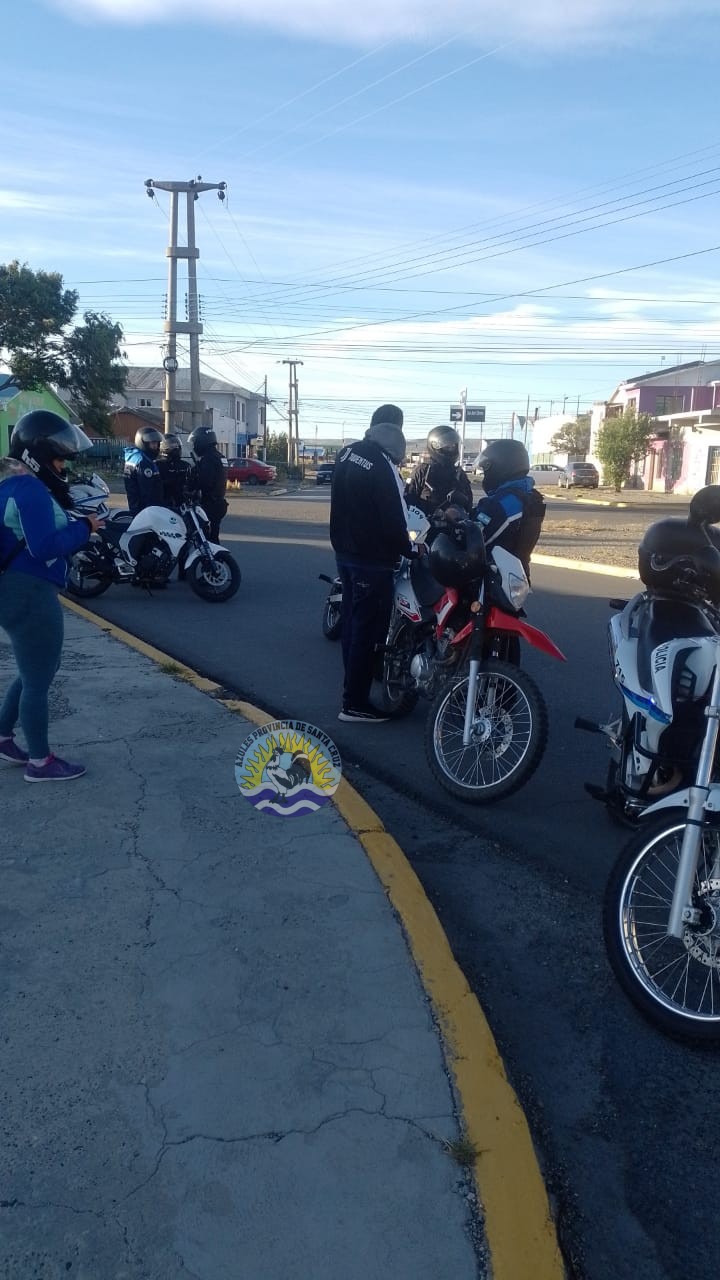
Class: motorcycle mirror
688,485,720,526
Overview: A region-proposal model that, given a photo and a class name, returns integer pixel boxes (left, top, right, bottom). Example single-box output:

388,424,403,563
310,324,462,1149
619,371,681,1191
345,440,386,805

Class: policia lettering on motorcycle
330,405,421,724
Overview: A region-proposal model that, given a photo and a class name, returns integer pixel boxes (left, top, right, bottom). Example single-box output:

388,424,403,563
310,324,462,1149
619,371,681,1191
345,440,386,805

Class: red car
226,457,277,486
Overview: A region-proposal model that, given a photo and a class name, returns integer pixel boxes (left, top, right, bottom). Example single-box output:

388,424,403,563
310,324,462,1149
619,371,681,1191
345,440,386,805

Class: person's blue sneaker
24,754,87,783
0,737,29,765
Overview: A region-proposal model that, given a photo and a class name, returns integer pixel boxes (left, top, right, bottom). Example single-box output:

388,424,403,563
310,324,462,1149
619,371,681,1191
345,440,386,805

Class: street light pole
459,388,467,466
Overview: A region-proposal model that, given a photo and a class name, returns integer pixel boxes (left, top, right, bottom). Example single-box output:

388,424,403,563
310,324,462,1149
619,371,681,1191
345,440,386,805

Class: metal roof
123,366,263,399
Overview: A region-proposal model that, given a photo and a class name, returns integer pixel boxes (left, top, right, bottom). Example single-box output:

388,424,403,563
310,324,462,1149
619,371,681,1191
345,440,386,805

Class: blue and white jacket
0,459,91,587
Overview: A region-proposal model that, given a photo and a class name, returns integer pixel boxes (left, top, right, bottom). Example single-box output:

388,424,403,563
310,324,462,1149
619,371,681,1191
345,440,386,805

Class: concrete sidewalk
1,607,564,1280
0,610,487,1280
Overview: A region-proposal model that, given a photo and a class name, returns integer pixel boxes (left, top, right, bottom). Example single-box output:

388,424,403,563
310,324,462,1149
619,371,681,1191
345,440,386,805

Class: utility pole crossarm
145,176,225,434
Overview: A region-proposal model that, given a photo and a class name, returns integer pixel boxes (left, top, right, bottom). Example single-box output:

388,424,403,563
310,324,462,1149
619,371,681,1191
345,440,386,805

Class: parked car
226,457,277,486
529,463,565,486
559,462,599,489
315,462,335,486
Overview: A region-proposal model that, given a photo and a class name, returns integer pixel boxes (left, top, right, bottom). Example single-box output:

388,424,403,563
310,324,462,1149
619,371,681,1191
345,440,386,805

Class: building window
707,447,720,486
139,398,153,408
655,394,685,415
235,400,246,422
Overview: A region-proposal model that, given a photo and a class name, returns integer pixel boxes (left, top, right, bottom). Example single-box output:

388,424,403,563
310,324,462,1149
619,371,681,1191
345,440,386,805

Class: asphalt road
78,488,716,1280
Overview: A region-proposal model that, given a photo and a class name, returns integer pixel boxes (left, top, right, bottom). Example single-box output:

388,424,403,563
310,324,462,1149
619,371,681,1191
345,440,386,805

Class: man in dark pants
188,427,228,542
330,405,415,723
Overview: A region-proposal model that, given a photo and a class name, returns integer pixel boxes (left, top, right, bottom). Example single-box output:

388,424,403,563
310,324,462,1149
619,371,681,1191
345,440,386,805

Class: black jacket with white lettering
330,438,413,568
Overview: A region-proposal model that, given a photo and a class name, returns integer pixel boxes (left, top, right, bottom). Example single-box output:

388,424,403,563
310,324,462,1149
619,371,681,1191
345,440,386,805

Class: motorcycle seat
409,555,446,607
637,596,717,692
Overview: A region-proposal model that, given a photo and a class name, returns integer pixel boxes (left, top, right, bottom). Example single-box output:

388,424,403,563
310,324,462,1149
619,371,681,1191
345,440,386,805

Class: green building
0,382,72,456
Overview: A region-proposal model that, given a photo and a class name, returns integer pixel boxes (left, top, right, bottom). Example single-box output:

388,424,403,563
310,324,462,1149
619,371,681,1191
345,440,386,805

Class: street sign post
450,404,485,424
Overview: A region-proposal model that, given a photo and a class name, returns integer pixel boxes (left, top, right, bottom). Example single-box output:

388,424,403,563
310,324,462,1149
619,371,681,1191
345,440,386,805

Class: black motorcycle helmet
638,518,720,603
188,426,218,457
427,425,461,464
135,426,163,455
159,433,183,459
476,439,529,494
429,519,486,589
9,410,93,509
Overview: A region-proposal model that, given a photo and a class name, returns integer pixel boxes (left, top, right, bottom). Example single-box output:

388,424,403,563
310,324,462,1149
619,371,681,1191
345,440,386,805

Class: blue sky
3,0,720,442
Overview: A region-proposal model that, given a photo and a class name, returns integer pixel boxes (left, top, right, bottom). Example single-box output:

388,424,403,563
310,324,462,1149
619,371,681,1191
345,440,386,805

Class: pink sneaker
0,737,29,766
24,754,87,783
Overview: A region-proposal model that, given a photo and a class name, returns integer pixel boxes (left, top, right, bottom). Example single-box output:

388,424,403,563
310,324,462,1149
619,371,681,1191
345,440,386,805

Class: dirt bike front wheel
603,817,720,1040
425,660,548,803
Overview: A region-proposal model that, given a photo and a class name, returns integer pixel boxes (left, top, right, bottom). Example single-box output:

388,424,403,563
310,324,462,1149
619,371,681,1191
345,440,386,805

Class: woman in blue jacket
0,411,102,782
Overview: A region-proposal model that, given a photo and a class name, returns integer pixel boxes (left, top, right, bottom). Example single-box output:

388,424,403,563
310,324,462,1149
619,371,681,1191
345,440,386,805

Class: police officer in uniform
123,426,164,517
157,434,192,511
188,427,227,542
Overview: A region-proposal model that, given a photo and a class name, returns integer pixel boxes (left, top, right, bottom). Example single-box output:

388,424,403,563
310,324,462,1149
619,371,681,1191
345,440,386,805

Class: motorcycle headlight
507,572,530,609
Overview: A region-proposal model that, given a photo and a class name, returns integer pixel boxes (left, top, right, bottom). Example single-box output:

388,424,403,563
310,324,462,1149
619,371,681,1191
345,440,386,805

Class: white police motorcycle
66,473,241,603
578,485,720,1037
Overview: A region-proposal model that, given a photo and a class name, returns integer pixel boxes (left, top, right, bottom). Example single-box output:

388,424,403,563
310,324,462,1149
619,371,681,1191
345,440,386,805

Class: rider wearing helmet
0,410,100,782
157,433,192,511
188,426,227,542
472,438,545,576
123,425,164,517
330,404,417,723
404,425,473,518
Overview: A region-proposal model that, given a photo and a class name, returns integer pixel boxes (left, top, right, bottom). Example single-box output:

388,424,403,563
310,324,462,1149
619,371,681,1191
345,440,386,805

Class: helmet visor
46,422,94,460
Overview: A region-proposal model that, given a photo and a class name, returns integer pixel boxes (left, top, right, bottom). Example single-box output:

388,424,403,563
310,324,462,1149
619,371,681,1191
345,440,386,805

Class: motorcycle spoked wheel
425,659,548,803
378,620,420,718
322,591,343,641
188,551,241,603
603,816,720,1040
65,547,113,599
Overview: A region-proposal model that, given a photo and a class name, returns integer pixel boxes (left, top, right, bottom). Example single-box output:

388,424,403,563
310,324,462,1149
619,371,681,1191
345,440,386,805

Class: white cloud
47,0,718,48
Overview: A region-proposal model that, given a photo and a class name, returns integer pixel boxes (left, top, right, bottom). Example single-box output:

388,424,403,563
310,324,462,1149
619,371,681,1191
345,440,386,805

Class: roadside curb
534,553,639,579
60,594,565,1280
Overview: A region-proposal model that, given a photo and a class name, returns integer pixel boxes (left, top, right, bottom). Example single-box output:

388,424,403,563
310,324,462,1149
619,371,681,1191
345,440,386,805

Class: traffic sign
450,404,485,423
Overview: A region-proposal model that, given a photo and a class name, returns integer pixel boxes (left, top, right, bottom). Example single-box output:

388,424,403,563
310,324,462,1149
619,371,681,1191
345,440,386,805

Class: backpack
503,485,546,575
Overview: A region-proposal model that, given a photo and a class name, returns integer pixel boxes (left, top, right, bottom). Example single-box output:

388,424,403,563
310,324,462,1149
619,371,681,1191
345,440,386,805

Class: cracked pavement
0,613,482,1280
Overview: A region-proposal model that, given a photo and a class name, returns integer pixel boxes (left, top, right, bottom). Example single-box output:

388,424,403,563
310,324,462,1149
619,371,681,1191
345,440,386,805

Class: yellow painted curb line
61,593,565,1280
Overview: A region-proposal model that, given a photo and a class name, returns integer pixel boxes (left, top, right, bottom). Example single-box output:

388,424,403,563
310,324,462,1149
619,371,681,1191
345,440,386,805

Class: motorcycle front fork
668,649,720,939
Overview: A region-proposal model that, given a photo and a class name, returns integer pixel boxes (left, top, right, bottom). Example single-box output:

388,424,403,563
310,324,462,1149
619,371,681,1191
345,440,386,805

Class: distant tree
550,414,591,457
60,312,126,436
266,431,288,463
0,261,126,436
596,408,654,492
0,260,77,390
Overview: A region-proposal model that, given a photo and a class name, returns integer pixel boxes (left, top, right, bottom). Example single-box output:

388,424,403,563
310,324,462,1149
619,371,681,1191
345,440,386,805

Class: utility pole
262,375,268,461
145,177,226,435
458,388,467,466
280,359,303,467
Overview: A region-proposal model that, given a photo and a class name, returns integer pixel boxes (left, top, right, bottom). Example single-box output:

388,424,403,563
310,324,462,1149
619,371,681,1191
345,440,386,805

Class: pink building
589,359,720,494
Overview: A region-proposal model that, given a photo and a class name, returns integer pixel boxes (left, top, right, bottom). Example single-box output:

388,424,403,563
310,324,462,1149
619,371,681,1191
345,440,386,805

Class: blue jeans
337,561,394,711
0,572,64,758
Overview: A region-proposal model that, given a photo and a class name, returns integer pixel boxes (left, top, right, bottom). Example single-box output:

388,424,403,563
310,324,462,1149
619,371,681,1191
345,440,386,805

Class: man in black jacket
404,425,473,517
188,427,228,542
330,404,414,723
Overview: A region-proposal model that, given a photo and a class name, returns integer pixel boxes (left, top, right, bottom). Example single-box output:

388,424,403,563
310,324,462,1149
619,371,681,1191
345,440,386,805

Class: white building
115,367,266,454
